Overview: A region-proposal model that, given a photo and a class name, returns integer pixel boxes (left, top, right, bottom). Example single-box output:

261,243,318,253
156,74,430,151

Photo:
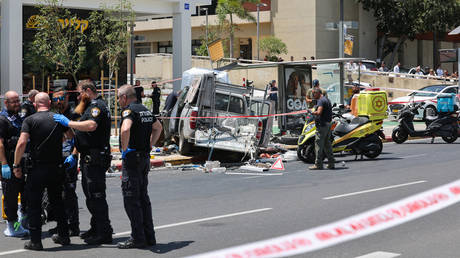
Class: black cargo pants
2,175,26,222
63,163,79,228
80,156,112,237
122,152,155,244
26,163,68,243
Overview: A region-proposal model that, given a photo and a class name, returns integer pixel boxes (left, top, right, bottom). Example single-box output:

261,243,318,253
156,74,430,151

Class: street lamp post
257,3,267,61
202,8,209,44
339,0,344,104
129,22,135,86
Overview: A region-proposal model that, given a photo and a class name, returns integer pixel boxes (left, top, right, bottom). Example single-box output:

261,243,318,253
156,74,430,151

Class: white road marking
114,208,272,236
225,172,283,176
244,176,265,179
323,180,427,200
0,250,27,256
355,251,401,258
0,208,272,256
400,154,427,159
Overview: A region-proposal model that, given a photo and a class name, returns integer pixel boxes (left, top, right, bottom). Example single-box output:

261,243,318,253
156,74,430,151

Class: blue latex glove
53,114,70,127
122,148,135,159
64,154,77,169
1,164,11,179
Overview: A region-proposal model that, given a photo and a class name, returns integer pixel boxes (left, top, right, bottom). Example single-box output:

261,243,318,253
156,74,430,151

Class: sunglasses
52,96,65,102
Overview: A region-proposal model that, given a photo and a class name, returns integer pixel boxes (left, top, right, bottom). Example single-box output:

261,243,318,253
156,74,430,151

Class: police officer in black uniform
117,85,162,249
150,81,161,115
19,89,38,119
14,92,70,250
54,81,113,245
0,91,29,237
46,87,80,236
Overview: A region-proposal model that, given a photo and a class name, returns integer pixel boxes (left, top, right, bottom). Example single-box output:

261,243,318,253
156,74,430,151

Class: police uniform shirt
120,103,155,152
151,87,161,103
0,112,22,164
75,96,111,153
20,100,36,119
21,111,65,163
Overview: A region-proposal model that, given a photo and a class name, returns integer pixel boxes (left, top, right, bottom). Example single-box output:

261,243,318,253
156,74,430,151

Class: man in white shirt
393,62,400,73
358,61,366,71
436,66,443,77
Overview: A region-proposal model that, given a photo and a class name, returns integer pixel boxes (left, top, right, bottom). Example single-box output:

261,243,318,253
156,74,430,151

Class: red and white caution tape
112,110,309,120
188,179,460,258
157,110,309,120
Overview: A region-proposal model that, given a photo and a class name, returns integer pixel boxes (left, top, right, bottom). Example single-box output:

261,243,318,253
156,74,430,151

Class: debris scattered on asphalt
281,151,298,161
204,160,221,173
240,165,269,172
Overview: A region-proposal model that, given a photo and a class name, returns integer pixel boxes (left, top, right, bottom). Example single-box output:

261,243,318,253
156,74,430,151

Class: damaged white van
168,68,273,156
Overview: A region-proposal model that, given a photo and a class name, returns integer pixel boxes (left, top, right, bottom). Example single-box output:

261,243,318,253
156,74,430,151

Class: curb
384,135,429,143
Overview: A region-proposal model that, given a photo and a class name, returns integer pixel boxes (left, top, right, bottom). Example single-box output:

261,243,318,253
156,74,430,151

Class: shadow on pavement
150,241,194,254
340,157,403,163
401,142,460,145
44,243,115,252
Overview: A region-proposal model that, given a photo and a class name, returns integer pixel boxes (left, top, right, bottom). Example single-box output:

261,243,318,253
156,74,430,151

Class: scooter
391,102,459,144
297,105,385,163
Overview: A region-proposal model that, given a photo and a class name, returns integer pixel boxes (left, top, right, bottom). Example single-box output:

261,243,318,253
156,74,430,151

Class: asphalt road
0,138,459,257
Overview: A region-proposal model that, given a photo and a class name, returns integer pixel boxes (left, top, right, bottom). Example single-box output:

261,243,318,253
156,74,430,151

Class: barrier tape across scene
188,179,460,258
3,76,454,114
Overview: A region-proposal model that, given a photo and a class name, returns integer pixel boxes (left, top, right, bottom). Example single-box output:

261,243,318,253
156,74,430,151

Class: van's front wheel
297,142,315,163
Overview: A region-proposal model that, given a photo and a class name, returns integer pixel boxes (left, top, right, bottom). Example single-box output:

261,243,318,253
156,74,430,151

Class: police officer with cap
20,89,38,119
53,81,113,245
117,85,162,248
0,91,29,237
14,92,70,250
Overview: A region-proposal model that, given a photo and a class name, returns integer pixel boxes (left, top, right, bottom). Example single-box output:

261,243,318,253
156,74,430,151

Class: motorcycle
391,102,459,144
297,105,385,163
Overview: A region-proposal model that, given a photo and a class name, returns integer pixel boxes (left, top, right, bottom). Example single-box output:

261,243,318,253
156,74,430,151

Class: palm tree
216,0,260,59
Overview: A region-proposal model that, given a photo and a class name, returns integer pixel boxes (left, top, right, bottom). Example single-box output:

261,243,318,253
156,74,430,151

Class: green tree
259,36,288,61
24,43,54,90
32,0,87,86
88,0,134,86
216,0,260,59
357,0,460,67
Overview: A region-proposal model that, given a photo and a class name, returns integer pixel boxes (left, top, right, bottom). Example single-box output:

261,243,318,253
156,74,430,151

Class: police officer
20,89,38,119
0,91,29,237
53,81,113,245
13,93,70,250
117,85,162,248
309,87,335,170
150,81,161,115
46,87,80,236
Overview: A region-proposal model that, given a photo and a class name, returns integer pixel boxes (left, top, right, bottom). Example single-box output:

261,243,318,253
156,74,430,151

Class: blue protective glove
53,114,70,127
64,154,77,169
122,148,135,159
1,164,11,179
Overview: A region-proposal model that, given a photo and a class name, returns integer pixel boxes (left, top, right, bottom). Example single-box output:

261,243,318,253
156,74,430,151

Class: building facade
133,0,379,61
0,0,211,95
132,0,459,73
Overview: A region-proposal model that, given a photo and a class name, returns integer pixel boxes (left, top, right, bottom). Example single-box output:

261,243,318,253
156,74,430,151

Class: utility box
352,90,388,120
437,93,456,113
